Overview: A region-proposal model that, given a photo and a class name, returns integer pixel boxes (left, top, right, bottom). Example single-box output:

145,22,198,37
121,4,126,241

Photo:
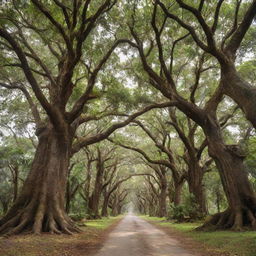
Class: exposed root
0,213,21,234
196,208,256,231
247,210,256,229
0,202,82,236
223,212,234,229
6,217,29,236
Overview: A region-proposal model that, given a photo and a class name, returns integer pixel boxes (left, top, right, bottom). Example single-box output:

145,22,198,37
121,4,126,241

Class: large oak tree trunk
187,162,207,218
88,152,104,219
201,119,256,230
172,179,184,206
117,205,123,215
101,191,110,217
111,196,118,216
157,180,167,217
88,193,101,219
0,125,79,235
88,179,102,219
88,176,102,219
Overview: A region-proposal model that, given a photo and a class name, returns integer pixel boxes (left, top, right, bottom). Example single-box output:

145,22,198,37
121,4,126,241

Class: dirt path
94,214,195,256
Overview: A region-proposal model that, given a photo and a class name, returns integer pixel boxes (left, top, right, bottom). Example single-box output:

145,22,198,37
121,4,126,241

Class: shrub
167,195,203,221
167,204,188,222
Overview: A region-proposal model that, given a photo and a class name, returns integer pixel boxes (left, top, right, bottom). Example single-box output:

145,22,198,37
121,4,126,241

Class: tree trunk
187,162,207,218
111,207,118,216
157,180,167,217
140,202,147,215
88,183,102,219
0,125,79,235
101,191,110,217
148,196,156,216
88,177,102,218
117,204,122,215
88,153,104,219
173,180,184,206
201,119,256,230
88,193,101,219
111,196,118,216
81,167,92,214
12,166,19,202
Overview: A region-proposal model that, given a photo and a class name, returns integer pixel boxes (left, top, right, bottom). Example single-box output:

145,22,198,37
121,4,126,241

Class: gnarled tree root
0,201,81,236
196,208,256,231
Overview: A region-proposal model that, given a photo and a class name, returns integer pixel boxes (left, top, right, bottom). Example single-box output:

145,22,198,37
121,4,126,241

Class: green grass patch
84,216,122,230
142,215,256,256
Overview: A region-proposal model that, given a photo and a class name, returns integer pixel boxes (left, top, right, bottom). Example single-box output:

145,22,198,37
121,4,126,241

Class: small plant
167,204,188,222
184,194,203,220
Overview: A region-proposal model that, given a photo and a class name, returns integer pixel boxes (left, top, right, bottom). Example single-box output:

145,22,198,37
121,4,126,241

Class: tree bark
148,195,157,217
111,195,118,216
117,205,123,215
140,202,147,215
187,161,207,217
0,124,79,235
88,192,101,219
201,118,256,230
88,156,104,219
157,179,167,217
173,180,184,206
101,190,110,217
10,166,19,203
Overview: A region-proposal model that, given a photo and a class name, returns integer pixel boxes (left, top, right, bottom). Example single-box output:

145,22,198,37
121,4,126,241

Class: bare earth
94,214,195,256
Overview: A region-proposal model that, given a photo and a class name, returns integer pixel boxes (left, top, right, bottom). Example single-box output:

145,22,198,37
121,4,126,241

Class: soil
0,217,122,256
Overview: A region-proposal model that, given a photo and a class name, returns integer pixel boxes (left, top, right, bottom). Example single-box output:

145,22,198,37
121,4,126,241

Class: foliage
167,204,187,222
167,194,203,222
85,216,121,229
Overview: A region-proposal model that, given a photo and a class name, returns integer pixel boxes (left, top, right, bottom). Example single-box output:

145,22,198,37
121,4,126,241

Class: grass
0,216,122,256
85,216,121,229
141,215,256,256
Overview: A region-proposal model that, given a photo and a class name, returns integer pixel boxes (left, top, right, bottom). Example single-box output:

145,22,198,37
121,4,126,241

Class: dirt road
94,214,195,256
